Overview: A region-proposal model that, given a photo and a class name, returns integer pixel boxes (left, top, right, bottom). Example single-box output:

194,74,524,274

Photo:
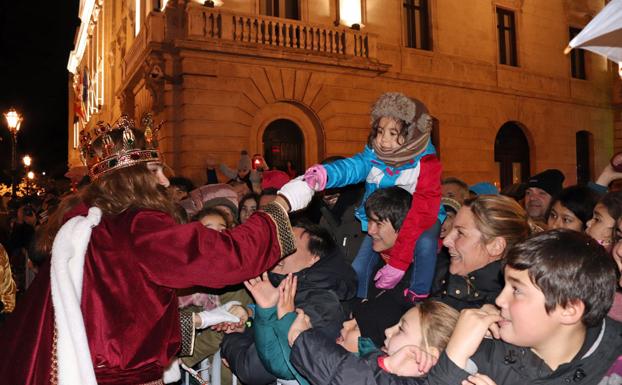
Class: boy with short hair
364,186,413,254
429,229,622,385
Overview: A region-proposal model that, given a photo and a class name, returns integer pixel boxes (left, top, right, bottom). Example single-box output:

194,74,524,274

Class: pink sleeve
387,155,442,271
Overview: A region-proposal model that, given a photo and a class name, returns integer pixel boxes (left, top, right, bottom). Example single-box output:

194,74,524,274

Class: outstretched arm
134,201,295,289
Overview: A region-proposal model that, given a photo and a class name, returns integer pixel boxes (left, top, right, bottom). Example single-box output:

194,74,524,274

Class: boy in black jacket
429,229,622,385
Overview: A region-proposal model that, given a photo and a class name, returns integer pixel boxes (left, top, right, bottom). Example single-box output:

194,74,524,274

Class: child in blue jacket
302,92,443,301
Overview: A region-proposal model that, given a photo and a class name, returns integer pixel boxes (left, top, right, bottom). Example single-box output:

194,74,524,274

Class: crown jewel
79,113,163,179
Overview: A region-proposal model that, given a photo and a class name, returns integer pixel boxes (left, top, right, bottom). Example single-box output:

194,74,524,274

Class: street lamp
23,155,32,196
4,108,23,198
26,171,34,196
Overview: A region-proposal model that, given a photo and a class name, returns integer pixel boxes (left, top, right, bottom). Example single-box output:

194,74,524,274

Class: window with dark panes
569,27,586,79
260,0,300,20
404,0,431,50
496,8,517,66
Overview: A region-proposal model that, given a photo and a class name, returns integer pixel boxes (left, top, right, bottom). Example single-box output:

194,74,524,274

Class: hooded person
280,92,444,304
0,114,303,385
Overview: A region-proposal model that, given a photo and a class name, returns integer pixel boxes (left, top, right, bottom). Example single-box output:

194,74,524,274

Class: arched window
494,122,530,189
576,130,593,185
263,119,305,174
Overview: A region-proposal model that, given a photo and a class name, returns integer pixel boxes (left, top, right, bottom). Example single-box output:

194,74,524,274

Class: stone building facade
67,0,619,188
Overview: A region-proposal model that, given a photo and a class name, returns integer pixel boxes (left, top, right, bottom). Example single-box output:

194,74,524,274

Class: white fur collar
50,207,102,385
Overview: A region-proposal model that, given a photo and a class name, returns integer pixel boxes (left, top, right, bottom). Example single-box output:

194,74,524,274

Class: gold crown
79,113,163,179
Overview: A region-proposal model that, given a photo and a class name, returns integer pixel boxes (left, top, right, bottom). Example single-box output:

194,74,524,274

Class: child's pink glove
374,264,406,289
303,164,327,191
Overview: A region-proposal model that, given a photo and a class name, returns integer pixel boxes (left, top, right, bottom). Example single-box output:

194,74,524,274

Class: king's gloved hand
278,176,315,212
374,264,406,289
195,301,241,329
303,164,327,191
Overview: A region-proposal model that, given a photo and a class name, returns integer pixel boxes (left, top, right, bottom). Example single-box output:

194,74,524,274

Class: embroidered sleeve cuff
261,201,296,257
178,311,195,357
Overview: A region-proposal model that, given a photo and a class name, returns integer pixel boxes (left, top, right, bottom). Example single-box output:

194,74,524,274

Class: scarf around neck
371,133,431,168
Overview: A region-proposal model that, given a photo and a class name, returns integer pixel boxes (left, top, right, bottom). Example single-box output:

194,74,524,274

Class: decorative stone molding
118,88,135,117
143,54,166,113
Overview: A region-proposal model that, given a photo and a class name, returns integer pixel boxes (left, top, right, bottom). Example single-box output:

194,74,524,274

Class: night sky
0,1,80,182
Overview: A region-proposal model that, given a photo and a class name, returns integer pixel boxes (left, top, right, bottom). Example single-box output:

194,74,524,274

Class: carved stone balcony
181,4,388,71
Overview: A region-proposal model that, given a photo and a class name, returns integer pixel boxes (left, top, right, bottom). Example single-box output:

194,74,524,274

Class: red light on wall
271,146,281,153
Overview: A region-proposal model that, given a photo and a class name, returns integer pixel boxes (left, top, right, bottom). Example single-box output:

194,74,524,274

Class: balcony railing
185,5,377,60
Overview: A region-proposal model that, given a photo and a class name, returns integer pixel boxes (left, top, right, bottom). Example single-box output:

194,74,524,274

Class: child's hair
365,186,412,231
465,194,536,257
169,176,196,194
291,218,337,259
505,229,617,327
549,186,599,229
193,206,232,228
367,117,408,147
418,300,459,353
239,192,260,207
600,191,622,228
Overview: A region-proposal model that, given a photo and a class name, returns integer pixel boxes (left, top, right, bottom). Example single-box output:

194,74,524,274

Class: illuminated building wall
67,0,618,187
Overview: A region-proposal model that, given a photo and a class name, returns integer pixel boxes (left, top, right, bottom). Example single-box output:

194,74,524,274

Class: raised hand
479,304,501,339
244,272,279,309
382,345,438,377
277,274,297,319
287,309,312,346
445,308,502,370
302,164,327,191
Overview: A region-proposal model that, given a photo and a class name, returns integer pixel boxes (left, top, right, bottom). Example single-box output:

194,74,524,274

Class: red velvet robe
0,204,285,384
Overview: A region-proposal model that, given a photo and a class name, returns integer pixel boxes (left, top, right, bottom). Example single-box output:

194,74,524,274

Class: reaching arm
134,202,295,289
323,149,374,189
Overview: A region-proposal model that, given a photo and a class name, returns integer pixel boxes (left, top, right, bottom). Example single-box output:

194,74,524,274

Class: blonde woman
434,194,537,311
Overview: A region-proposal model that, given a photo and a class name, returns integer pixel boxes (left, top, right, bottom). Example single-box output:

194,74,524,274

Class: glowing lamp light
27,171,35,180
23,155,32,167
4,108,22,132
339,0,363,29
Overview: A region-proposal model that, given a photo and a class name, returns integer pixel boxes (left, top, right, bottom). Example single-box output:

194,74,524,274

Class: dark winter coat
430,259,504,311
317,183,366,264
290,329,429,385
428,317,622,385
221,249,358,385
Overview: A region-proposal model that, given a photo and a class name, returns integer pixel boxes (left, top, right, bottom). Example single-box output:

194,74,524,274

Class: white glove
163,359,181,384
278,176,315,212
195,301,241,329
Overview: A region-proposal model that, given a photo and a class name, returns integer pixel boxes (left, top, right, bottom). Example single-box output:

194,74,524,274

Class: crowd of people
0,94,621,385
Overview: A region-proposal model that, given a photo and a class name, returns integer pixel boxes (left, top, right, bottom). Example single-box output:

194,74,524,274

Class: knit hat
370,92,433,142
261,170,291,190
527,169,565,197
441,197,461,215
179,183,239,218
351,292,409,347
370,92,434,168
469,182,499,196
238,151,252,172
